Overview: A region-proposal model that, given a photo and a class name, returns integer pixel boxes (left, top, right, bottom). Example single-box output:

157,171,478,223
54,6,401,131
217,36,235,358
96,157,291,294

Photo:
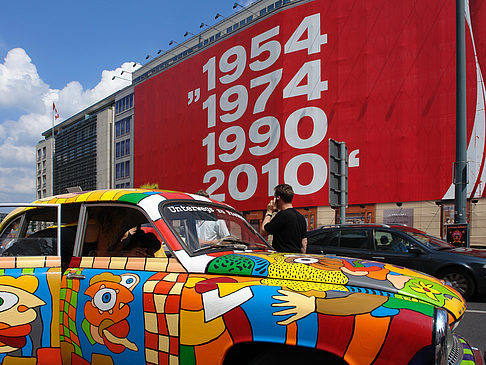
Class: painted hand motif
271,290,316,325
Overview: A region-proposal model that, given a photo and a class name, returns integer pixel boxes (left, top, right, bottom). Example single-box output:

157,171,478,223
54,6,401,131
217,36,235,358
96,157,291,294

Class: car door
306,229,339,254
307,228,373,260
0,204,66,364
60,203,187,365
371,229,429,270
336,228,375,260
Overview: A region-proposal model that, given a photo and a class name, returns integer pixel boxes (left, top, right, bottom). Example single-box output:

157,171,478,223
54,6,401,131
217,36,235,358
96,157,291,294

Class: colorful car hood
205,252,466,321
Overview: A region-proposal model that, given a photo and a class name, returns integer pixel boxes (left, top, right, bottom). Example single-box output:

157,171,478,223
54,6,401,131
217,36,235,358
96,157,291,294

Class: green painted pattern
60,287,66,301
384,296,434,317
82,318,96,345
207,255,255,275
180,345,196,365
400,277,458,307
118,193,151,204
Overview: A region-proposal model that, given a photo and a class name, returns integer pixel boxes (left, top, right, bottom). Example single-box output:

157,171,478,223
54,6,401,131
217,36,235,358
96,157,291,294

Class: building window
115,117,131,138
115,94,134,115
115,139,130,159
116,161,131,179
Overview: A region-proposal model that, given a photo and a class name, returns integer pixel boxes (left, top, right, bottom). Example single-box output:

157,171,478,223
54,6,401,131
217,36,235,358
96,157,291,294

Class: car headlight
434,308,454,365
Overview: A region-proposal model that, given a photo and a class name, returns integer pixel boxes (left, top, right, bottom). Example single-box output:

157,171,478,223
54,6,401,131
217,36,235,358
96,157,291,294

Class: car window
406,231,452,249
0,207,72,258
308,230,339,247
0,216,22,252
339,229,369,249
80,205,165,258
0,210,59,257
162,202,268,254
375,230,410,252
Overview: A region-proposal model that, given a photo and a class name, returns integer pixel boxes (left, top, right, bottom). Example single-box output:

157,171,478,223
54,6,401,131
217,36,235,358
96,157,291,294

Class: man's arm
301,237,308,254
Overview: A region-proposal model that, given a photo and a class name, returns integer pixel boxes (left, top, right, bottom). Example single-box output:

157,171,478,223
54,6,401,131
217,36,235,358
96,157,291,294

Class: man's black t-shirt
264,208,307,253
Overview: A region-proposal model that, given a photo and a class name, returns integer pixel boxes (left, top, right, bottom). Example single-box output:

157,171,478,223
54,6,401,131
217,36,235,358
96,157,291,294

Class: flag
53,102,59,120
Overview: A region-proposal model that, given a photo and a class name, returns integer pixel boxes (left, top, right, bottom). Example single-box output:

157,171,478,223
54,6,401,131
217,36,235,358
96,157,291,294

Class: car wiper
215,236,270,250
192,236,249,253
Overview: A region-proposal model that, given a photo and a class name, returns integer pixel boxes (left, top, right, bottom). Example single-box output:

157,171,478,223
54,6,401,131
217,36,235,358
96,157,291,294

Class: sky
0,0,264,203
0,0,256,204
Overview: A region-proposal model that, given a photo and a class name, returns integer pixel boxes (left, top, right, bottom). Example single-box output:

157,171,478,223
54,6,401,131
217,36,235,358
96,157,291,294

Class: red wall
135,0,481,211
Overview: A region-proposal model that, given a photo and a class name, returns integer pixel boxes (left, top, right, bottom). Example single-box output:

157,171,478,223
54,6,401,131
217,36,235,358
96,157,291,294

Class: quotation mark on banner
188,88,201,105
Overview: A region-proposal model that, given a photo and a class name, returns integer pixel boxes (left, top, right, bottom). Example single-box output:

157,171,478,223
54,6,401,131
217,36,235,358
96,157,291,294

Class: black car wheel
439,268,475,300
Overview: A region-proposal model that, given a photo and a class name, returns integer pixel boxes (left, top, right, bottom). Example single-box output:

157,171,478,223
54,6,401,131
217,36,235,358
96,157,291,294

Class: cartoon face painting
0,276,45,354
83,273,139,354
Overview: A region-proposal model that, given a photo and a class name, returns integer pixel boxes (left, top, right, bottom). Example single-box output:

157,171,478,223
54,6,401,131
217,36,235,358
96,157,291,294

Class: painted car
0,189,483,365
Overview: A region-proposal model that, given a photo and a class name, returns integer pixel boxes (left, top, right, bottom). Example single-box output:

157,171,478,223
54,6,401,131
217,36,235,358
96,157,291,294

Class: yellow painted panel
109,257,128,270
16,256,46,268
145,258,168,272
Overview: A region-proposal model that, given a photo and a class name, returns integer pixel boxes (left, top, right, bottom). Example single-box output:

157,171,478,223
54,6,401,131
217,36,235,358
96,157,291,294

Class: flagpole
51,103,55,197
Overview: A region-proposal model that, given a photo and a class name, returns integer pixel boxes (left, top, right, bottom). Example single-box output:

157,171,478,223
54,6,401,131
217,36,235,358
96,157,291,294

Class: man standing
261,184,307,253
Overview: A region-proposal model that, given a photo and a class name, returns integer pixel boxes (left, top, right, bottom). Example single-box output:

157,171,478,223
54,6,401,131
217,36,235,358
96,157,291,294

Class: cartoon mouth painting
83,273,139,353
0,276,46,354
0,323,32,350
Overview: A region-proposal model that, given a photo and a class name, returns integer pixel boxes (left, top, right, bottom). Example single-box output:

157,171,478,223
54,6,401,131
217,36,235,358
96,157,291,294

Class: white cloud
0,48,49,114
0,48,137,203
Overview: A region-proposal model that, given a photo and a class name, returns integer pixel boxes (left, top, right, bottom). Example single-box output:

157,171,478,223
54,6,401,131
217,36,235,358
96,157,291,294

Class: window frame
73,202,166,258
0,203,62,256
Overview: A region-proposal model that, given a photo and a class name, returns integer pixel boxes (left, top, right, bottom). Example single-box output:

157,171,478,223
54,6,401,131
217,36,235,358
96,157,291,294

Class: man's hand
267,198,276,212
261,199,276,236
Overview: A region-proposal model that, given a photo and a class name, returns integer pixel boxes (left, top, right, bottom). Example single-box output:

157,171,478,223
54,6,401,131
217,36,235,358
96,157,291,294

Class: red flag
53,102,59,120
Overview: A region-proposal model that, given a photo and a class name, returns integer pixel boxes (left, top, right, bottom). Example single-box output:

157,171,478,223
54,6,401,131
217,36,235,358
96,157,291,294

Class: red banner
135,0,483,211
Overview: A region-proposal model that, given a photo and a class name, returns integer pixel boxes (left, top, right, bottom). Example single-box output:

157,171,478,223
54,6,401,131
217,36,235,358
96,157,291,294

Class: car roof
0,188,230,227
309,224,426,234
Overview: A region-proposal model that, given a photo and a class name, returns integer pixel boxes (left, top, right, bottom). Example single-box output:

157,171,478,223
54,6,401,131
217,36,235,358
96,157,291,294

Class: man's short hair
274,184,294,203
195,189,210,198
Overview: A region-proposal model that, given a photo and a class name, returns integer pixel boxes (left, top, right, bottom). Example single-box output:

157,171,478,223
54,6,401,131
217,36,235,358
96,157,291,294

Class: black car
306,224,486,299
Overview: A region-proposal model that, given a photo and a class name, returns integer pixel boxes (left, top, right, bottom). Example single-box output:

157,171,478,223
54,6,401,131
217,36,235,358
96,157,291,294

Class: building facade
114,88,135,188
35,138,53,199
37,0,486,246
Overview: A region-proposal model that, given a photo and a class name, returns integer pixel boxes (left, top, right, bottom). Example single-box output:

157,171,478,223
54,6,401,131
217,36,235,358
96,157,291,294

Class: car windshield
161,202,270,254
406,231,453,249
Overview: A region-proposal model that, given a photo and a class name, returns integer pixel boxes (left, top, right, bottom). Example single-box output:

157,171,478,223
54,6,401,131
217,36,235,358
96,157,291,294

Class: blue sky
0,0,252,203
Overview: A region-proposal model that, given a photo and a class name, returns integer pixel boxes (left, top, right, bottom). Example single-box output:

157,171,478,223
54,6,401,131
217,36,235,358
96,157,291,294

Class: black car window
375,230,410,252
339,229,369,249
308,230,339,247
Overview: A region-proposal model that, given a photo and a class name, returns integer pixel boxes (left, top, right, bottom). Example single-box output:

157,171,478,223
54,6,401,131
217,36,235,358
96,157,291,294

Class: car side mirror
408,247,423,255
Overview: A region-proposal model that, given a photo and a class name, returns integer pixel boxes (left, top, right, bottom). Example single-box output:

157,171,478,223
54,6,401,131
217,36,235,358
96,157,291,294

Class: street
456,296,486,355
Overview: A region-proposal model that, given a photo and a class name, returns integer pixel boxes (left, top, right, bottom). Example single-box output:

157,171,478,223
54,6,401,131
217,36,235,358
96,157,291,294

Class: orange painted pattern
344,313,391,365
